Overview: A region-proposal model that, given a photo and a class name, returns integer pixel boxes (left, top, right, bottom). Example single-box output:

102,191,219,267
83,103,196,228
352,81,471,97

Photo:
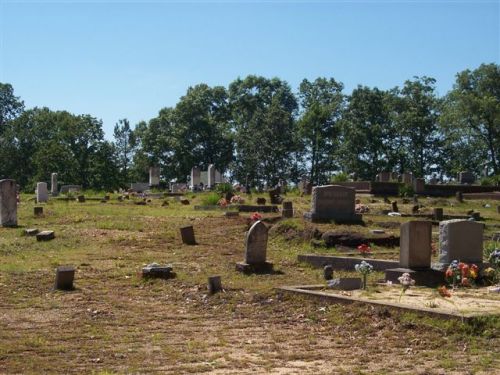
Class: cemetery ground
1,192,499,374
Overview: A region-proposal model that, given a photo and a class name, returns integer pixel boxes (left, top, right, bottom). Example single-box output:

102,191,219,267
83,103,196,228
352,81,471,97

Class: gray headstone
51,173,58,195
36,182,48,203
55,266,75,290
379,171,391,182
438,220,483,265
400,221,432,269
282,201,293,218
149,166,160,187
207,164,216,188
304,185,361,223
458,171,475,184
413,178,425,194
191,166,201,189
402,172,413,185
244,220,268,264
0,179,17,227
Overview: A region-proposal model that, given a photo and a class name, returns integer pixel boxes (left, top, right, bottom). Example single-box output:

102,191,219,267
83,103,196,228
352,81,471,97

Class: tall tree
298,78,344,184
0,83,24,133
113,118,136,185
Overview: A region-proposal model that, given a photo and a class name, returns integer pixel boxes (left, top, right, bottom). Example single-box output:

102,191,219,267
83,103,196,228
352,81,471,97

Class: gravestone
391,201,398,213
456,191,463,203
142,263,174,279
54,266,75,290
379,171,391,182
77,195,85,203
303,185,362,223
130,182,149,193
36,231,55,241
180,226,196,245
24,228,39,236
413,178,425,194
282,201,293,218
207,164,216,189
149,166,160,187
236,220,273,273
214,169,223,184
208,276,222,294
437,219,484,266
402,172,413,185
269,187,282,204
34,206,43,216
51,173,58,196
191,166,201,190
458,171,475,184
0,179,17,227
399,221,432,269
323,265,334,280
298,177,312,195
36,182,48,203
60,185,82,194
433,208,444,221
327,278,363,291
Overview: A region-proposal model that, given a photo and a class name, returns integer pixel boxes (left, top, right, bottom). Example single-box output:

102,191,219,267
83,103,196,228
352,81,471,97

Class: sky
1,0,499,139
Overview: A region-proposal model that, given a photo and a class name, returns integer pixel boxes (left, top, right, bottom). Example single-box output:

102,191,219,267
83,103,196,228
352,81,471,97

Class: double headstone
303,185,362,223
149,166,160,187
236,221,273,273
437,219,483,267
0,179,17,227
36,182,48,203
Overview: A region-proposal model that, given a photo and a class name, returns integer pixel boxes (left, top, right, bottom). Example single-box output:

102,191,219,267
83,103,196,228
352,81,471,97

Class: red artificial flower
251,212,262,221
460,264,469,277
357,244,371,254
445,268,453,278
461,277,470,287
438,286,452,297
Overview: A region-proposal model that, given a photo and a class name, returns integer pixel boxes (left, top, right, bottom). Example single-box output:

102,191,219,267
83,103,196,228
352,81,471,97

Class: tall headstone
402,172,413,185
413,178,425,194
303,185,362,223
190,167,201,190
399,221,432,269
379,171,391,182
207,164,216,189
149,166,160,187
236,221,273,273
437,219,484,266
36,182,48,203
0,179,17,227
214,169,222,184
51,173,58,196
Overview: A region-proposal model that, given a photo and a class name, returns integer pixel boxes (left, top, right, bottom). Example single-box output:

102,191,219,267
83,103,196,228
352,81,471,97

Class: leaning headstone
437,220,483,267
37,231,55,241
303,185,362,223
36,182,48,203
207,164,216,189
149,166,160,187
282,201,293,218
433,208,444,221
191,166,201,190
208,276,222,294
0,179,17,227
180,226,196,245
34,206,43,216
51,173,58,196
236,220,273,273
54,266,75,290
458,171,475,184
399,221,432,269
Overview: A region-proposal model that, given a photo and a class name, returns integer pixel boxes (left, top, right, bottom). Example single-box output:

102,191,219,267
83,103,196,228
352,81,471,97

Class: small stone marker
236,220,273,273
437,219,483,267
77,195,85,203
142,263,174,279
51,173,58,196
54,266,75,290
34,206,44,216
470,212,481,221
456,191,463,203
303,185,362,223
411,205,419,214
180,226,196,245
399,221,432,269
36,230,55,241
323,265,334,280
282,201,293,218
391,201,398,213
180,199,190,205
24,228,39,236
256,197,266,205
433,208,443,221
327,277,362,291
208,276,222,294
0,179,17,227
36,182,48,203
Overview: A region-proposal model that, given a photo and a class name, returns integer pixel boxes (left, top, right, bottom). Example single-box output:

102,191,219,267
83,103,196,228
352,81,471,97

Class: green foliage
330,172,349,183
398,184,415,197
215,183,233,195
201,192,221,206
480,175,500,186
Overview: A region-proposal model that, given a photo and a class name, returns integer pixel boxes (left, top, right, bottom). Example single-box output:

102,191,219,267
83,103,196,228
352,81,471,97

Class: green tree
0,83,24,133
113,118,136,185
298,78,344,185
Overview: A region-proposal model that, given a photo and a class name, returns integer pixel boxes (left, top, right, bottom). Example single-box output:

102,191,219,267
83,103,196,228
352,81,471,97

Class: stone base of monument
303,212,363,224
142,264,175,279
236,261,274,274
36,231,55,241
385,267,444,288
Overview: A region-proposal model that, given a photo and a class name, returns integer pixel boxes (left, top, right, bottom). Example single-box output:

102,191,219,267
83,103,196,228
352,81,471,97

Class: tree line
1,63,498,191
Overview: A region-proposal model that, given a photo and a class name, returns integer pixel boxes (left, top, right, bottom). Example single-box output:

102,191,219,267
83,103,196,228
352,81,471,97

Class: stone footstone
180,226,196,245
25,228,39,236
327,277,362,291
0,179,17,227
391,201,398,213
208,276,222,294
54,266,75,290
36,231,55,241
385,267,444,288
142,264,174,279
34,207,44,217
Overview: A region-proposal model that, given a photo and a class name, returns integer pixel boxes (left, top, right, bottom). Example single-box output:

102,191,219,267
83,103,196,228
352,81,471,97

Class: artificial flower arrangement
445,260,479,288
355,260,373,290
250,212,262,222
230,195,245,204
218,198,228,207
398,272,415,301
357,244,371,257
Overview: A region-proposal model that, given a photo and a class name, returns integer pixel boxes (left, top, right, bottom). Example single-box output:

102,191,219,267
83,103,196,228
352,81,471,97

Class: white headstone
207,164,215,188
36,182,48,203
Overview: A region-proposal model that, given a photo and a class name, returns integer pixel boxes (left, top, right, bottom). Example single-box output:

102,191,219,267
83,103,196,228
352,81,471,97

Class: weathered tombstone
0,179,17,227
190,166,201,190
51,173,58,196
180,226,196,245
412,178,424,194
36,182,48,203
458,171,475,184
391,201,398,213
269,187,282,204
379,171,391,182
149,166,160,187
236,220,273,273
214,169,223,184
208,276,222,294
437,220,484,266
60,185,82,194
36,230,55,241
130,182,149,193
54,266,75,290
282,201,293,218
207,164,216,189
456,191,463,203
34,206,43,217
303,185,362,223
323,265,333,280
433,208,444,221
402,172,413,185
399,221,432,269
24,228,39,236
142,263,174,279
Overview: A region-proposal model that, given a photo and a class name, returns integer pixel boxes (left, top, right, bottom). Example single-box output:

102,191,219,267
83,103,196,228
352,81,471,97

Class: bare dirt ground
0,195,499,374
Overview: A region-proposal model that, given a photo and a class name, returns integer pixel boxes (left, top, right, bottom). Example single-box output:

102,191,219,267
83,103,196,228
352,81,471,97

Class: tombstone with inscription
236,221,273,273
0,179,17,227
190,166,201,191
149,166,160,187
303,185,362,223
51,173,58,196
36,182,48,203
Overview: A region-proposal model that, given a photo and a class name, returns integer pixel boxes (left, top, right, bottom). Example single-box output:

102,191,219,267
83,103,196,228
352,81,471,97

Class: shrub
399,184,415,197
331,172,349,183
216,183,234,195
201,192,221,206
